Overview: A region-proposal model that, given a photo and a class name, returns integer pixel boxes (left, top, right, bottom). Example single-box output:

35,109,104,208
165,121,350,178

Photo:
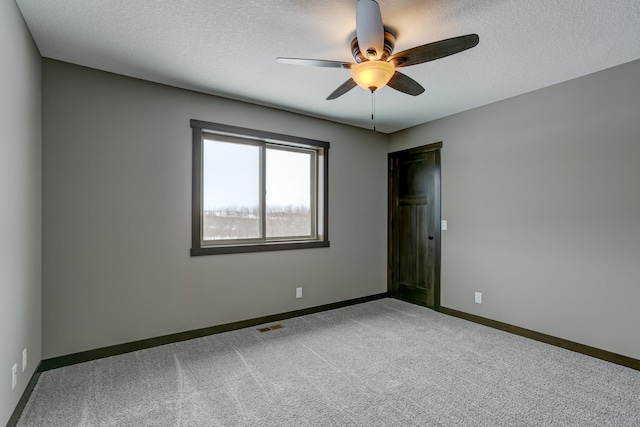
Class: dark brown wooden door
388,143,441,309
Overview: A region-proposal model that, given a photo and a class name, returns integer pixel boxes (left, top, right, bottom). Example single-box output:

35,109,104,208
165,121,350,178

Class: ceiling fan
277,0,479,100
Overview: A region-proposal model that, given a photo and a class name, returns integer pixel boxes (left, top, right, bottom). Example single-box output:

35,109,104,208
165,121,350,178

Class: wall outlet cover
441,220,448,230
296,287,302,299
475,292,482,304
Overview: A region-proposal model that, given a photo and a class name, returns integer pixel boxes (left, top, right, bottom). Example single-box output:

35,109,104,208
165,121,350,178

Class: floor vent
257,324,284,332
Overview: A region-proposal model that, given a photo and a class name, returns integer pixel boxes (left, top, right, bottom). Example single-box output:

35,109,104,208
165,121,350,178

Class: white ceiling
16,0,640,133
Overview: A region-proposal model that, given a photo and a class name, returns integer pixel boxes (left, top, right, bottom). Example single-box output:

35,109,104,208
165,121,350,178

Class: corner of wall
0,1,42,425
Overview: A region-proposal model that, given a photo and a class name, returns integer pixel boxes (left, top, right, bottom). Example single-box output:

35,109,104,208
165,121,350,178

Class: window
191,120,329,255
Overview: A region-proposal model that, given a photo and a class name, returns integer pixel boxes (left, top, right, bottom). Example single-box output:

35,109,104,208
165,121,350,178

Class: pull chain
371,90,376,132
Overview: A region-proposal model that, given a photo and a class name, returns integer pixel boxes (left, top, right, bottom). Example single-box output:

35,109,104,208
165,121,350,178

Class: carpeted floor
17,299,640,426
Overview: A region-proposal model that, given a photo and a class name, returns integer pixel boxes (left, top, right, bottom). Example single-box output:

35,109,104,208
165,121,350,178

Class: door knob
428,235,434,240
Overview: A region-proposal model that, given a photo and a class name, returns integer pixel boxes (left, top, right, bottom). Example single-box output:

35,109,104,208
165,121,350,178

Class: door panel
416,204,430,291
389,144,441,309
400,159,428,198
398,205,415,288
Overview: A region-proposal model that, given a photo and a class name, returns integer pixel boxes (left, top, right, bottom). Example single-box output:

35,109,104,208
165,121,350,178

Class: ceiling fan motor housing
351,28,396,63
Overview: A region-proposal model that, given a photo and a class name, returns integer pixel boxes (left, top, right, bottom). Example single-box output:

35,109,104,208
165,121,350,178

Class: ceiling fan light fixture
350,60,394,91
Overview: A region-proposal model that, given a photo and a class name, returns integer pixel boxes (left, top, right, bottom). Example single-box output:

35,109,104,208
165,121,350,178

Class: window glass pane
203,139,260,240
266,148,312,238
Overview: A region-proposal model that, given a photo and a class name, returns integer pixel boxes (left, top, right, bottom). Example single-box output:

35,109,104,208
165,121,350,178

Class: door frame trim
388,142,442,310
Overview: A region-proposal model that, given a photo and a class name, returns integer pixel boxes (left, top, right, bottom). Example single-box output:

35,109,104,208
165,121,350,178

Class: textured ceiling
16,0,640,133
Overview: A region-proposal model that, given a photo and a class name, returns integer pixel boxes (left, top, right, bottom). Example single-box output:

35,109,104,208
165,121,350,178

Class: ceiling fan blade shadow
326,78,357,100
276,57,353,69
389,34,479,68
386,71,425,96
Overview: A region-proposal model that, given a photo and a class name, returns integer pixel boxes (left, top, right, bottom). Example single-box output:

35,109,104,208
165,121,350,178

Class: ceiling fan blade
388,34,479,68
326,79,357,100
276,57,353,69
386,71,425,96
356,0,384,59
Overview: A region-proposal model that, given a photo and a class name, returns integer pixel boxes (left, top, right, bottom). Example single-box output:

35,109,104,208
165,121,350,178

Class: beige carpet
18,299,640,426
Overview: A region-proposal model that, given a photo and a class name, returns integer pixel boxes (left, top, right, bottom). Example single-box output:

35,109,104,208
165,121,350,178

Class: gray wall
0,1,42,424
389,59,640,359
42,60,388,359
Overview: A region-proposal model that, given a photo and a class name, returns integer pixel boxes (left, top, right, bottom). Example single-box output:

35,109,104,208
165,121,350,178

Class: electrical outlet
441,220,448,231
11,364,17,390
296,287,302,299
22,349,27,372
475,292,482,304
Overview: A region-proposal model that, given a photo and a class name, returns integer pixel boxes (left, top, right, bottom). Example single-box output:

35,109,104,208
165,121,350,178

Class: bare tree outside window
266,148,312,238
203,140,260,240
